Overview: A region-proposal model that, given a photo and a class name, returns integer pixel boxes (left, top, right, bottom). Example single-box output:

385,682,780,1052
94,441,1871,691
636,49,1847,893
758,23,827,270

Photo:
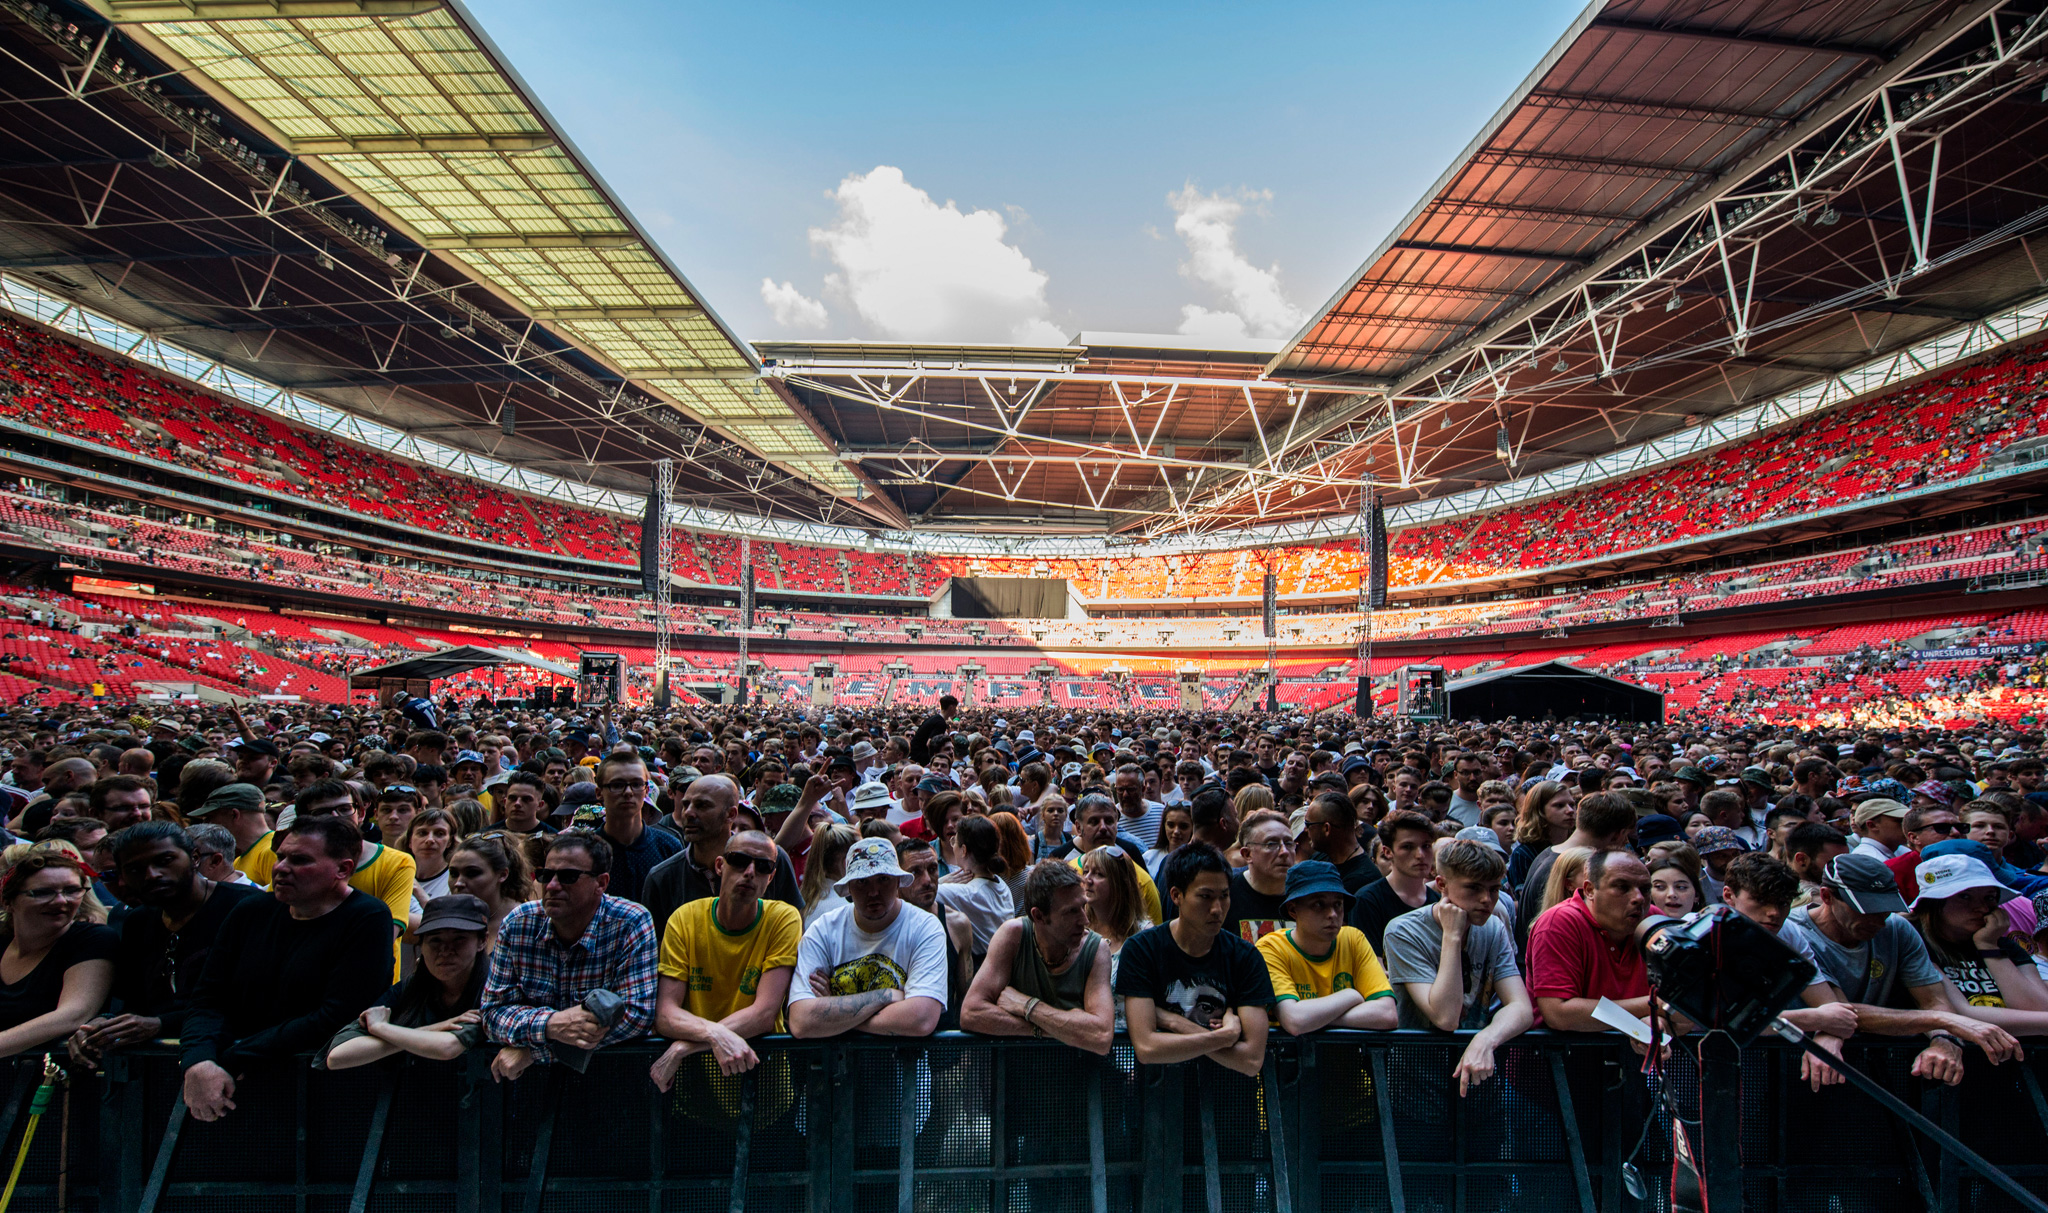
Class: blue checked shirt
481,896,657,1063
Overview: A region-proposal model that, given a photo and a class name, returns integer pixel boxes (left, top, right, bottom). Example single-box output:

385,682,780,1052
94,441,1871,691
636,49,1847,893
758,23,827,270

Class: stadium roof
0,0,898,527
3,0,2046,551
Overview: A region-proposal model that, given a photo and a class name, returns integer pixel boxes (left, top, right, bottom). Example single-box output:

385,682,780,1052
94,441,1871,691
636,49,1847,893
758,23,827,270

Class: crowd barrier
0,1032,2038,1212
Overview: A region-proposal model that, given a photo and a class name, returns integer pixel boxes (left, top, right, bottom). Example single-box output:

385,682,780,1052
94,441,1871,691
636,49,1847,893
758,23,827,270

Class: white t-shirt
788,901,950,1007
804,887,850,926
936,875,1014,953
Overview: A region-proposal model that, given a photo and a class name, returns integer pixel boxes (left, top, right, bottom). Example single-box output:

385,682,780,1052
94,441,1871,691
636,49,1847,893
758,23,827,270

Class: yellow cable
0,1113,41,1213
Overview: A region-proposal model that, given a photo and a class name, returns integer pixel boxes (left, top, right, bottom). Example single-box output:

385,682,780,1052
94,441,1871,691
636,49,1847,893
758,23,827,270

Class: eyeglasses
722,853,777,875
534,867,594,886
20,884,85,904
1253,839,1293,853
602,779,648,793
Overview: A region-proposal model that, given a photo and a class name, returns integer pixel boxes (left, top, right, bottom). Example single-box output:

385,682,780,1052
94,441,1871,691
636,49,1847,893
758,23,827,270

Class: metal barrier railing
0,1032,2040,1212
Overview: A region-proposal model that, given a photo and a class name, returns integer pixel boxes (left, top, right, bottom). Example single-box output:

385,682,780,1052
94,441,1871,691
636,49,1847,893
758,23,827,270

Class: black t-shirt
1113,922,1274,1028
1222,869,1290,944
113,880,265,1036
0,921,116,1030
1347,879,1438,955
1313,849,1381,894
1516,847,1561,946
181,889,395,1072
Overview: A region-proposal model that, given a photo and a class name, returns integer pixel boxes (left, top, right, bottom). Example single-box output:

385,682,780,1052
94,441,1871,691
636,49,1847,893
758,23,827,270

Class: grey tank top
1011,919,1100,1011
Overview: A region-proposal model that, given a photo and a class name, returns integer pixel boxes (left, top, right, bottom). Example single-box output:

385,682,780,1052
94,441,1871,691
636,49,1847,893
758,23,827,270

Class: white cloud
760,278,828,330
809,166,1067,345
1168,184,1304,339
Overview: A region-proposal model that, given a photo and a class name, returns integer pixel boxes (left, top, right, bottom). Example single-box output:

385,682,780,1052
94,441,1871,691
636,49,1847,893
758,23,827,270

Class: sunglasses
721,852,777,875
534,867,595,886
1915,820,1964,837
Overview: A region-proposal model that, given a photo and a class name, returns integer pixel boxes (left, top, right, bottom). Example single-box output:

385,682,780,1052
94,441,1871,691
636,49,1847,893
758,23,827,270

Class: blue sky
464,0,1587,344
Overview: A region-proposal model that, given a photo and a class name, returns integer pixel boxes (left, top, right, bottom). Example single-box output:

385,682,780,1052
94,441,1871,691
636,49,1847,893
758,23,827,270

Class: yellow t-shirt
1258,926,1394,1005
1068,849,1164,926
234,830,277,886
658,897,802,1030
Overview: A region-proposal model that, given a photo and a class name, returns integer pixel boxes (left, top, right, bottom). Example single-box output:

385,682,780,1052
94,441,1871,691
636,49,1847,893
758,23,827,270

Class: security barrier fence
0,1033,2039,1212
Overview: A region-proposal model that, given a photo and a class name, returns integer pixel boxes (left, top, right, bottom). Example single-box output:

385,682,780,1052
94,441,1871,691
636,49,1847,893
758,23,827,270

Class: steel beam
1588,16,1891,62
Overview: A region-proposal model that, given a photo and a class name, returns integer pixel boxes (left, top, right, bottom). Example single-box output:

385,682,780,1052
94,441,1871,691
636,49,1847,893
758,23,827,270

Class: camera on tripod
1638,904,1815,1044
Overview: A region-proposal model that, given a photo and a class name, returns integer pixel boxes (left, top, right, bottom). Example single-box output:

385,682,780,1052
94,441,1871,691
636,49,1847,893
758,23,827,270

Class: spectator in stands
788,838,946,1039
481,830,657,1082
592,753,680,906
1781,855,2028,1085
0,849,114,1060
648,829,801,1089
179,817,394,1120
321,894,490,1070
1258,860,1396,1034
1526,850,1653,1033
961,860,1113,1053
1383,839,1533,1094
1349,811,1439,953
1116,843,1271,1074
1515,793,1637,942
73,822,262,1063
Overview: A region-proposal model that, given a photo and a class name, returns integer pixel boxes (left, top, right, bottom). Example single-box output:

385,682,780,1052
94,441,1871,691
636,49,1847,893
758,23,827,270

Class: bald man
118,748,155,778
642,773,803,933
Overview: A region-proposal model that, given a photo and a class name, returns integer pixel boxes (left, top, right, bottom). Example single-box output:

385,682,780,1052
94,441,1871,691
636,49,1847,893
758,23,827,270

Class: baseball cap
1850,798,1910,828
1909,853,2021,910
452,750,486,769
835,836,913,891
230,737,282,758
1281,860,1353,908
416,894,490,935
1820,854,1909,915
190,782,264,820
1634,814,1683,848
1691,827,1747,856
1738,766,1774,791
915,776,953,795
1454,826,1507,854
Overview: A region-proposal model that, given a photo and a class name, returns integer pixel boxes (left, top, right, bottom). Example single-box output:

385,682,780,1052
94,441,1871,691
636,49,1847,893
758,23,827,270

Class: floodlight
1552,356,1570,373
1665,292,1683,312
1816,206,1841,226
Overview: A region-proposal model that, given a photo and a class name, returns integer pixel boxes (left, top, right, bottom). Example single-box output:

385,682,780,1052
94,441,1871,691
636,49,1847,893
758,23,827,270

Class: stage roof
347,643,572,689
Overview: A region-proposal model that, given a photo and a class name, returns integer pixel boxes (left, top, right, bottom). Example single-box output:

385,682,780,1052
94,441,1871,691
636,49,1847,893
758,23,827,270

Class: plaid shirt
481,896,657,1063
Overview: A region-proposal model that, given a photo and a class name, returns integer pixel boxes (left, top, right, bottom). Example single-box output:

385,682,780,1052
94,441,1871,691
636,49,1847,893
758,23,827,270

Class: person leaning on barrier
787,837,946,1039
179,816,395,1122
642,773,803,937
1256,860,1397,1035
0,849,115,1060
648,829,801,1091
1525,850,1655,1034
320,894,490,1070
480,829,657,1083
1778,854,2027,1087
73,822,263,1064
1717,852,1857,1091
960,859,1113,1054
1382,839,1535,1095
1115,842,1273,1075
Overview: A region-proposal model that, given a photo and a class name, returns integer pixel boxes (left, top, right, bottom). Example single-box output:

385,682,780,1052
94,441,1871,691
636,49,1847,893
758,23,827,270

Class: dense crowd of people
0,688,2041,1134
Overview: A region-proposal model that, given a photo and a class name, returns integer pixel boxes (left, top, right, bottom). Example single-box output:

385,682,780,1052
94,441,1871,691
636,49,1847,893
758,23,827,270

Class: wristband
1927,1031,1964,1051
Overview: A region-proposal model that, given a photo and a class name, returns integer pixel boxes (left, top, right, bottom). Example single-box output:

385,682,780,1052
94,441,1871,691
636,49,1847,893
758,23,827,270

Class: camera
1638,906,1816,1045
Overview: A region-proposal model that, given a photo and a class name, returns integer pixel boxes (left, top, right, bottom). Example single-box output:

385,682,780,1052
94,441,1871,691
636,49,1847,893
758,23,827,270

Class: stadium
0,0,2047,1210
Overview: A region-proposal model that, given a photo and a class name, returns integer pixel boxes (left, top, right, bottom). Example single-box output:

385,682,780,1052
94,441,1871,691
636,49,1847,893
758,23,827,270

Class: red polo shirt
1525,894,1647,1027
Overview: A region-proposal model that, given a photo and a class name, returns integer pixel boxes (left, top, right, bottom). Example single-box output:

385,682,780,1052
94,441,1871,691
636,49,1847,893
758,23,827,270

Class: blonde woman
1080,845,1151,1031
801,823,859,925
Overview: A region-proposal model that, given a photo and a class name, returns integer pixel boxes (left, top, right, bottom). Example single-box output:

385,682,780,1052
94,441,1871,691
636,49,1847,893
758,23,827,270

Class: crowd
0,688,2039,1134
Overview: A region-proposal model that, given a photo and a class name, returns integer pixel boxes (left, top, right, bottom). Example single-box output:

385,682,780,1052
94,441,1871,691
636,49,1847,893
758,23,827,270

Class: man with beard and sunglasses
647,830,800,1091
69,821,265,1064
480,829,657,1082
